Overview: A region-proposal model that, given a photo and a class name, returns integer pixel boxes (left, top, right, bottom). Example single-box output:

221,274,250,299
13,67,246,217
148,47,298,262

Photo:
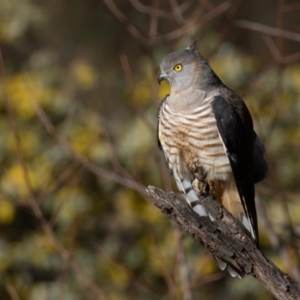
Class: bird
157,41,268,277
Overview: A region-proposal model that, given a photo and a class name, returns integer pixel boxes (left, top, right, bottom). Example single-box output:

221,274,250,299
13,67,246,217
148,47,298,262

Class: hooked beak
158,71,168,85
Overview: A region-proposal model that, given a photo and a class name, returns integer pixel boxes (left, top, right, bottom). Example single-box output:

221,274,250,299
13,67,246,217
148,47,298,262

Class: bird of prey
157,41,268,277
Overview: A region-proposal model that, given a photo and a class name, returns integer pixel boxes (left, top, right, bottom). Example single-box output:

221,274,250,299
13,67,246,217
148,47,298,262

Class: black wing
253,133,268,183
212,95,258,245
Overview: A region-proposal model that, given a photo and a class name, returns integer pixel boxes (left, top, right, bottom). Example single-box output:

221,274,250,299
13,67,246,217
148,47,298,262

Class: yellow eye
173,64,182,72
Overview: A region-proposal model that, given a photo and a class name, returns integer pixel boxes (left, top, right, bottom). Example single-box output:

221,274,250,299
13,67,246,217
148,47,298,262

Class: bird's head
158,41,220,92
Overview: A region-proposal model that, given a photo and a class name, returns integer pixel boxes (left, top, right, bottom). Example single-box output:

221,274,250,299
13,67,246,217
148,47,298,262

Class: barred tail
173,171,245,278
173,171,207,217
215,257,245,278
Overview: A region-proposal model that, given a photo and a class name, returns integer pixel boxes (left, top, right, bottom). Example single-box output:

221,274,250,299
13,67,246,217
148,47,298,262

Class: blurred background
1,0,300,299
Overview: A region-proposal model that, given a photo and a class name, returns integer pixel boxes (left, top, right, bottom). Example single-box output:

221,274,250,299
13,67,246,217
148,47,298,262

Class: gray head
158,41,221,92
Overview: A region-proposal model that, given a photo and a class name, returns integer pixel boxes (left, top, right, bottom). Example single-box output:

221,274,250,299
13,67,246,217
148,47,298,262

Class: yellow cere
173,63,182,71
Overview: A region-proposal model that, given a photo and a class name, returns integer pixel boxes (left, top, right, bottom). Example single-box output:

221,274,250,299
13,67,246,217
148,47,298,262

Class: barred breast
158,96,231,182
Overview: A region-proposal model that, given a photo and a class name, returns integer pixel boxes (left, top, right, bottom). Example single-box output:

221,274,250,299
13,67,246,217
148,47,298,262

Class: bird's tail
215,257,245,278
173,171,245,278
173,171,207,217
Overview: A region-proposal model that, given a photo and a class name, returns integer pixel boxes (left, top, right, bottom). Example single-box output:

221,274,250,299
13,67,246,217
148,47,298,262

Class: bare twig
190,271,225,288
119,53,134,89
281,52,300,64
48,166,85,228
119,53,155,132
36,157,82,204
25,83,147,196
276,0,285,55
129,0,173,19
153,1,231,44
149,0,159,39
264,35,300,64
5,282,20,300
150,233,177,297
103,0,149,45
173,226,192,300
281,3,300,12
101,123,136,180
35,131,101,204
188,258,225,289
235,20,300,42
263,35,282,62
168,0,186,25
61,98,77,137
208,0,240,58
105,0,230,46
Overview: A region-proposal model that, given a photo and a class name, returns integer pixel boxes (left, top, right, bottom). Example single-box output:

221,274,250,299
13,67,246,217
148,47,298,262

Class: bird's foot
192,178,212,197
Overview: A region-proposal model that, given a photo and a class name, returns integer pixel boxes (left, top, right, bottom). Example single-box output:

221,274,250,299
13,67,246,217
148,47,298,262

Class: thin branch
48,166,85,228
35,131,101,204
25,82,147,196
36,156,82,204
281,51,300,64
153,1,231,44
119,53,134,89
61,98,77,137
129,0,192,21
105,0,230,46
101,123,135,180
263,35,300,64
147,186,300,300
149,0,159,39
119,53,155,133
5,282,20,300
281,3,300,12
263,35,282,62
235,20,300,42
153,238,178,297
129,0,173,19
190,271,225,288
168,0,186,25
174,226,192,300
188,258,225,288
276,0,285,55
103,0,149,45
207,0,240,58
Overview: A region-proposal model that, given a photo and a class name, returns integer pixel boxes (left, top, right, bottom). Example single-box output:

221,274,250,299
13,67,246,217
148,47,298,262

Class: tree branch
146,186,300,300
234,20,300,42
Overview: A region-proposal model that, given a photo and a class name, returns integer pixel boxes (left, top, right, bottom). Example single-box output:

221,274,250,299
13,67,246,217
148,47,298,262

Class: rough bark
146,186,300,300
